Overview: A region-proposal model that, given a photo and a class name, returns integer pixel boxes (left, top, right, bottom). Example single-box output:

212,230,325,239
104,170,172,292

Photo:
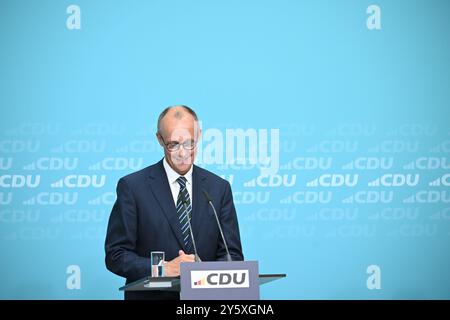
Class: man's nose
177,146,187,157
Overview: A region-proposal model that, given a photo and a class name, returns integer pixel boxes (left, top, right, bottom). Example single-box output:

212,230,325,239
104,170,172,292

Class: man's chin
173,162,192,174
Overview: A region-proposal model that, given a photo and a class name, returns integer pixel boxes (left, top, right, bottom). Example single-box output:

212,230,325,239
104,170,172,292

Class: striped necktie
176,176,192,251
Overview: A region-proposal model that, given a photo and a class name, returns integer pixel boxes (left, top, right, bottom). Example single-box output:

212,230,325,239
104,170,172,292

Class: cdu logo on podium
180,261,259,300
191,269,249,288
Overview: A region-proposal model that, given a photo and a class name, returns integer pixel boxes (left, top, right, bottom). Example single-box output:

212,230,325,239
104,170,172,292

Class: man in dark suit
105,105,244,300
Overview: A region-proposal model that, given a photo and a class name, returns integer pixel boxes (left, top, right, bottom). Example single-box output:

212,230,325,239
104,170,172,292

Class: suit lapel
191,165,208,243
147,160,185,250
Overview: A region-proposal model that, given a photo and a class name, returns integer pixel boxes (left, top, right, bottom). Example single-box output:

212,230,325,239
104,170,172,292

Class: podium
120,261,285,300
119,274,285,291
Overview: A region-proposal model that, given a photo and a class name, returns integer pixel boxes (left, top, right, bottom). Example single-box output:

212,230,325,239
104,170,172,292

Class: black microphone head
202,189,213,202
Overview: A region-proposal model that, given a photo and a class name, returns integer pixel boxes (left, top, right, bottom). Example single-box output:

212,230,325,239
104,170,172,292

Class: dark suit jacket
105,159,244,300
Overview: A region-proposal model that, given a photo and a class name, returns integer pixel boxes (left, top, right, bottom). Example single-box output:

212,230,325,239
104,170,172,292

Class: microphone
202,190,232,262
181,198,201,262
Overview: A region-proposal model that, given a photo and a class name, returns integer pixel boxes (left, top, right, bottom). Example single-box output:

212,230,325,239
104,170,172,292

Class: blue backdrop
1,0,449,299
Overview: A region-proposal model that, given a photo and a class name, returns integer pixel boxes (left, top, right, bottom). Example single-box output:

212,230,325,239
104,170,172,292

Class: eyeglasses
160,135,196,152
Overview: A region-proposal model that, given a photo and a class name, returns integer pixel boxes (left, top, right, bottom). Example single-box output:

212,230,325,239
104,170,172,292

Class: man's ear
194,126,202,142
193,121,202,142
156,132,164,146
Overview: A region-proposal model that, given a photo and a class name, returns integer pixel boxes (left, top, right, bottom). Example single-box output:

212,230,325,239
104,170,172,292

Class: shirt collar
163,157,193,186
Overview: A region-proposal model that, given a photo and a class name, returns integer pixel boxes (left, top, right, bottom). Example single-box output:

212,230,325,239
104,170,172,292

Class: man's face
157,113,201,175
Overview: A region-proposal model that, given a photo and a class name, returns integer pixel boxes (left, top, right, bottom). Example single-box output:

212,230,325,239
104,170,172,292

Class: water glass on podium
151,251,165,277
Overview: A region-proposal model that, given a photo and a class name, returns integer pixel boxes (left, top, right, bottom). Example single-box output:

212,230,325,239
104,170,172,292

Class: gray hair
157,105,199,134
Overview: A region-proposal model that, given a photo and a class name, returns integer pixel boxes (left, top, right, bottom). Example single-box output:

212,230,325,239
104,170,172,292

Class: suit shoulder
118,162,158,185
194,165,229,186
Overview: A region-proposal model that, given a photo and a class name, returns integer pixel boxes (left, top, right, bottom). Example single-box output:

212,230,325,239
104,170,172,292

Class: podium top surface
120,274,286,291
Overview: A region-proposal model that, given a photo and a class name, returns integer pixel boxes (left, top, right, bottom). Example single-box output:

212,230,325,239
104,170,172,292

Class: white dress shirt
163,157,193,206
